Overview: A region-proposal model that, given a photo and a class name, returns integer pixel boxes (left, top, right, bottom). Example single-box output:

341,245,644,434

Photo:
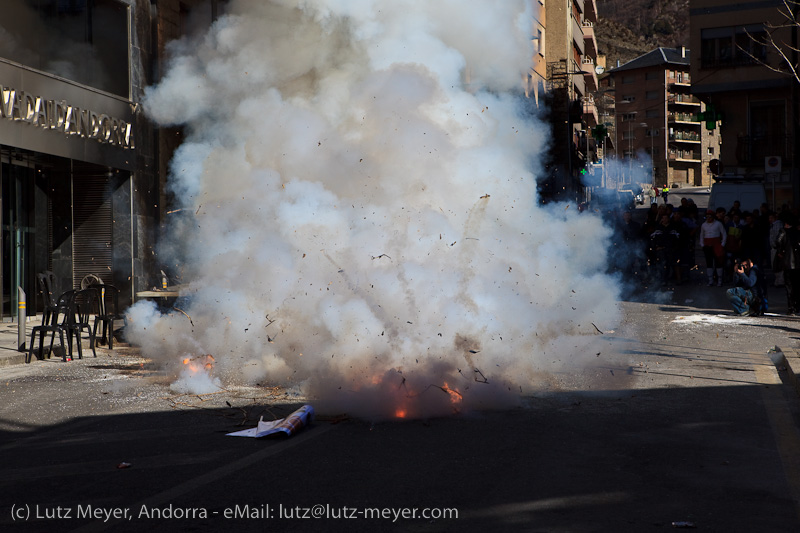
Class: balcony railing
667,75,691,85
669,131,701,142
668,112,699,123
582,22,597,57
572,16,585,56
668,149,700,161
580,59,598,91
700,55,763,70
668,94,701,105
582,96,598,126
736,134,793,166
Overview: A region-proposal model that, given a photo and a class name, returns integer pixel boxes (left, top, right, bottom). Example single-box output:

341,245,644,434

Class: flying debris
128,0,622,420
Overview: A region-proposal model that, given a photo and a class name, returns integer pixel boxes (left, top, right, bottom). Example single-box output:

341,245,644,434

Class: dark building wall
128,0,159,298
122,0,215,298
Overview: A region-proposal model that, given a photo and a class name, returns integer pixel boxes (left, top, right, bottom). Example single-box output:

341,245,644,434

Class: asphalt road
1,283,800,532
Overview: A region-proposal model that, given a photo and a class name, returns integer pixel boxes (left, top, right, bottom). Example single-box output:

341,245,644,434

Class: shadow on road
0,381,798,532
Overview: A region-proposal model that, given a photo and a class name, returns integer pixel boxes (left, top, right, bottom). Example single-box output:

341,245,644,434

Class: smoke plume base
126,0,622,421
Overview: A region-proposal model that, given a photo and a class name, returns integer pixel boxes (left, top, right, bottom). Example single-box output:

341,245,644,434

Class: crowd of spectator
608,196,800,316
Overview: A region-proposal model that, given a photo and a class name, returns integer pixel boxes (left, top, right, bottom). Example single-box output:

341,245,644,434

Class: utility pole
641,122,654,185
628,120,633,186
793,1,799,206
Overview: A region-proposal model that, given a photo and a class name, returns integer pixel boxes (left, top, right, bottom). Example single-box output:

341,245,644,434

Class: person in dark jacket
649,213,680,285
775,214,800,314
726,258,766,316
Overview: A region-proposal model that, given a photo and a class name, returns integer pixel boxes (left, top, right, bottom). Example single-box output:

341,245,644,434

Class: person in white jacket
699,209,727,286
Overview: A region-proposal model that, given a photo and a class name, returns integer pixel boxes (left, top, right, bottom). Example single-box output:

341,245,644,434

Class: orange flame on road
182,354,215,373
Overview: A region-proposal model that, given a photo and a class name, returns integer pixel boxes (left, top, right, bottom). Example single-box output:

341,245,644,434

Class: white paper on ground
227,404,314,438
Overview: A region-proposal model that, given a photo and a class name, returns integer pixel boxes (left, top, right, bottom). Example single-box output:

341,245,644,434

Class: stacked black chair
27,290,75,363
67,288,98,359
27,288,100,363
36,271,58,325
90,284,126,349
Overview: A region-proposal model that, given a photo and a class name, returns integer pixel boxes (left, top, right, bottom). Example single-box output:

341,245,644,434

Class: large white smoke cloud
129,0,621,419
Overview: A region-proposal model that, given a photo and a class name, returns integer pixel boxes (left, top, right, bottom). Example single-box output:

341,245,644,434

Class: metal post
628,121,633,186
17,287,25,351
773,173,777,209
650,128,655,185
793,2,800,207
602,136,606,187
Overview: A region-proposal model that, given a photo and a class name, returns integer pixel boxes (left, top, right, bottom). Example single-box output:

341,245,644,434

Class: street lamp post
641,122,654,185
628,120,633,186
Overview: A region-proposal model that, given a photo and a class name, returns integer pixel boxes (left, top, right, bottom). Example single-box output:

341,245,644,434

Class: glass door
1,159,36,321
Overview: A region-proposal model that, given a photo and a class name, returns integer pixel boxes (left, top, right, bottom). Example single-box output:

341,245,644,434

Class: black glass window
0,0,129,97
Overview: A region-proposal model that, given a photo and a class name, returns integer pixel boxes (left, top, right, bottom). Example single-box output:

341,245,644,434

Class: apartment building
609,47,716,188
690,0,797,207
539,0,599,200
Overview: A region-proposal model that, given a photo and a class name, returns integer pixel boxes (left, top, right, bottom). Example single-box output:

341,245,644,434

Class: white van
707,177,767,213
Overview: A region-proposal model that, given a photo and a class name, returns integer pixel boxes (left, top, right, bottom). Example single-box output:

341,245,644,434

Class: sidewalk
0,315,45,366
5,277,800,401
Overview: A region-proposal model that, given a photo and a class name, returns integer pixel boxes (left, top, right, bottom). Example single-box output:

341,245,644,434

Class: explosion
125,0,621,420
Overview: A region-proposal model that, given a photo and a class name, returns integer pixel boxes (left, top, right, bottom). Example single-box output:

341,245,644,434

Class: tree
742,0,800,83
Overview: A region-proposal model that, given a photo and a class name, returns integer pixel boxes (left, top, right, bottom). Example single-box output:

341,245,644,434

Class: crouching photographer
726,258,767,316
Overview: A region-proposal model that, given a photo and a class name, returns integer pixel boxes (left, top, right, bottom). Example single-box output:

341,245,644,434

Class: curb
777,346,800,397
0,350,28,367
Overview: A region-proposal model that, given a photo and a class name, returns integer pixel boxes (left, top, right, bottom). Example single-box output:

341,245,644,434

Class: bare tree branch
736,1,800,84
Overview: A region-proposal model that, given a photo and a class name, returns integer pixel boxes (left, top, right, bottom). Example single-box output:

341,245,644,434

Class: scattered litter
671,521,696,529
684,299,693,304
117,462,132,469
673,314,753,325
227,405,314,438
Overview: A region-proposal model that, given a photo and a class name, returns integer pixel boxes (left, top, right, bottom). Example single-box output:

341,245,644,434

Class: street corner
774,346,800,397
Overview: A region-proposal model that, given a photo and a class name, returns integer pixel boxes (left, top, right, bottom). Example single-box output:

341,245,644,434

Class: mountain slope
596,0,689,67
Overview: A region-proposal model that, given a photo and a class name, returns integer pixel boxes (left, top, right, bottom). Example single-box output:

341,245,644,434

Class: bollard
18,287,26,352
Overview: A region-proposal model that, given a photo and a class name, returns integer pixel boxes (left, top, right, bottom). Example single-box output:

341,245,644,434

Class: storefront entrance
0,147,129,321
0,156,36,320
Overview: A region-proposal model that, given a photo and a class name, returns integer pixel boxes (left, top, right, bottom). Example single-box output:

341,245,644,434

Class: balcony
572,16,585,56
668,149,700,162
668,112,699,124
669,131,701,143
582,22,597,58
736,134,793,166
667,74,691,86
668,94,701,106
584,0,597,22
581,58,598,92
700,54,764,70
570,60,586,96
582,96,599,127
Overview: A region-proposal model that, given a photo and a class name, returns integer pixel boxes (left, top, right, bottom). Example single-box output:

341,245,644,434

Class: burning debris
170,355,221,394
